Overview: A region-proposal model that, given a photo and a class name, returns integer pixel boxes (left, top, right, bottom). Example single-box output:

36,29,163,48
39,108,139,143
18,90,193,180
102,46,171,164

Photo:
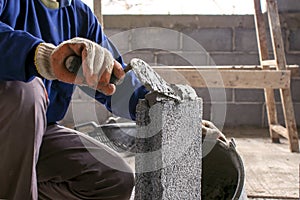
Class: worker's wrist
34,43,57,80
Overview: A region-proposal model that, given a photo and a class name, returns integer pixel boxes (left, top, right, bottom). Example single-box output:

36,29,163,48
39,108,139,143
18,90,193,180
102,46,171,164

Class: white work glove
34,37,125,95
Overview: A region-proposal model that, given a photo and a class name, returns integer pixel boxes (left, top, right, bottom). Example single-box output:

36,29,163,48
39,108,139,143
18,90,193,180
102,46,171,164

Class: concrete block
277,0,300,13
291,78,300,102
234,89,265,103
131,28,181,51
209,53,260,65
235,28,259,52
202,102,212,120
212,103,263,127
288,29,300,52
194,87,233,103
182,28,233,52
122,50,156,65
156,52,209,66
135,98,202,200
286,53,300,65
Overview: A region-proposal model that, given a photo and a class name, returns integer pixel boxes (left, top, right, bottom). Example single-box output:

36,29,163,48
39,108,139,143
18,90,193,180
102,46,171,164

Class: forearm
0,21,43,81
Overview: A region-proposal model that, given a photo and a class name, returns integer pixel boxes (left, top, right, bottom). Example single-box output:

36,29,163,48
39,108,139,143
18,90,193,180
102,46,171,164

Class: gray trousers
0,78,134,200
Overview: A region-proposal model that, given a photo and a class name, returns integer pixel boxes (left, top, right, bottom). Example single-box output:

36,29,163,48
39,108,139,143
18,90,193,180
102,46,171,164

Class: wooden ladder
253,0,299,152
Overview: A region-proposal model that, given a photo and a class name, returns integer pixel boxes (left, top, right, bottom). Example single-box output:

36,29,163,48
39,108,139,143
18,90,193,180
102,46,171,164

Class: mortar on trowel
66,56,246,200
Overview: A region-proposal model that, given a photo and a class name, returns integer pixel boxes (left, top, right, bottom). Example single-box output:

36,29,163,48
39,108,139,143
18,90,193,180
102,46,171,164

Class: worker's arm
0,22,43,81
77,9,149,121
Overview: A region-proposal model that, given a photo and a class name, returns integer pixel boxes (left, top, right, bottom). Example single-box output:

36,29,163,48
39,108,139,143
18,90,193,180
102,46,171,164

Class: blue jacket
0,0,148,123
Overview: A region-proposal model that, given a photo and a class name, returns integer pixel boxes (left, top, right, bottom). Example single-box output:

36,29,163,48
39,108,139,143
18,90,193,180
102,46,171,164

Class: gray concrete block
234,89,265,103
135,98,202,200
235,28,258,52
183,28,233,52
286,53,300,65
277,0,300,12
291,78,300,102
156,52,209,66
194,87,233,103
202,102,212,120
212,103,264,127
210,53,260,65
288,29,300,51
122,50,156,65
131,28,181,51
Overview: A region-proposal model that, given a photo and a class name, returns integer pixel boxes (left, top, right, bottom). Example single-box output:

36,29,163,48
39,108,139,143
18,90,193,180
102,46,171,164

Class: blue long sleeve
0,21,42,81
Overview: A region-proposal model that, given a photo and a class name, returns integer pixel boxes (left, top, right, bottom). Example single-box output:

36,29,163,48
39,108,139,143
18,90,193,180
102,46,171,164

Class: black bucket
202,138,247,200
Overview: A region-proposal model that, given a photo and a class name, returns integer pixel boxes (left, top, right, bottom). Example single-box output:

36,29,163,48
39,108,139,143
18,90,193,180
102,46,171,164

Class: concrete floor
123,127,300,200
224,127,300,200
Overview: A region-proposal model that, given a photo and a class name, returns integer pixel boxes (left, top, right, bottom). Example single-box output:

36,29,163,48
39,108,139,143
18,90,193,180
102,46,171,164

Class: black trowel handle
65,56,120,85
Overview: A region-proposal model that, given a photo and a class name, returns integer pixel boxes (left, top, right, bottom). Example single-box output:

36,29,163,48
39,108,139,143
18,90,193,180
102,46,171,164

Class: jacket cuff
34,43,56,80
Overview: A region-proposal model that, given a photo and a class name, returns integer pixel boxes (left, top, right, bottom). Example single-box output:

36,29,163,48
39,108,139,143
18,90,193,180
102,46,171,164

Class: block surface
135,98,202,200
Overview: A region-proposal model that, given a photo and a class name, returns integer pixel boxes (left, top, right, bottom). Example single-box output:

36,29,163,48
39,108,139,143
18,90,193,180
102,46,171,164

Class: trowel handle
65,56,120,85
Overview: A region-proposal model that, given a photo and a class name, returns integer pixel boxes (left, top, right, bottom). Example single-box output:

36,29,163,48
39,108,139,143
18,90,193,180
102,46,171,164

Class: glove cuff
34,43,56,80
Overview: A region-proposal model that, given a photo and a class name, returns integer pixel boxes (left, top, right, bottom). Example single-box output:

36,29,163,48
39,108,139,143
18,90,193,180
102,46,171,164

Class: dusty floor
224,127,300,200
123,127,300,200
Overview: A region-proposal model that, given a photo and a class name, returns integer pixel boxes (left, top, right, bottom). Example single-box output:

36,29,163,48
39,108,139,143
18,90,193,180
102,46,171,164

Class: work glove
202,120,226,142
34,37,125,95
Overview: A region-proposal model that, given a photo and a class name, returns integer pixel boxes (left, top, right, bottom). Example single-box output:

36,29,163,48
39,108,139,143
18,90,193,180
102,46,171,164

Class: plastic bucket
202,138,247,200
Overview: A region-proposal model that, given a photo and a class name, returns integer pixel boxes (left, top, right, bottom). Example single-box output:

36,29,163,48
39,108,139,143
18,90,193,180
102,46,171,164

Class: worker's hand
34,37,125,95
202,120,226,142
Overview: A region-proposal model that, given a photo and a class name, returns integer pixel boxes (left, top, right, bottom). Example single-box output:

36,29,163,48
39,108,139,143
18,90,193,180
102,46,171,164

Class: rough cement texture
135,98,202,200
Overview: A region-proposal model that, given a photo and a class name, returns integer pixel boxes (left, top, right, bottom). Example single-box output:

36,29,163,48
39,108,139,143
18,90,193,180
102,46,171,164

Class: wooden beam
94,0,104,27
270,125,288,139
261,59,277,66
153,68,291,89
151,65,299,77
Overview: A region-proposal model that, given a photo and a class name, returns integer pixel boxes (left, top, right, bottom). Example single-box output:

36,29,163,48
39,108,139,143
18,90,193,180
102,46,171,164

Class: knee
0,78,48,111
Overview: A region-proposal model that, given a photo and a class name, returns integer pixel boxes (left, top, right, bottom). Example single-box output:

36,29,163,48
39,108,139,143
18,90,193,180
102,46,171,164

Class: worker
0,0,149,199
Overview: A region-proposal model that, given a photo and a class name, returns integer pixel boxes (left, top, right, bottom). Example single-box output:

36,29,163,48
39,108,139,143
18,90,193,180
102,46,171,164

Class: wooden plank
265,0,299,152
254,0,270,64
151,65,299,77
280,88,300,152
261,59,277,66
93,0,103,26
270,124,288,139
266,0,287,70
253,0,280,142
153,68,291,89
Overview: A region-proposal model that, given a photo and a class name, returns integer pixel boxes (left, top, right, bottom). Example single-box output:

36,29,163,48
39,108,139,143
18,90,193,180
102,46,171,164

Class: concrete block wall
102,13,300,128
64,12,300,128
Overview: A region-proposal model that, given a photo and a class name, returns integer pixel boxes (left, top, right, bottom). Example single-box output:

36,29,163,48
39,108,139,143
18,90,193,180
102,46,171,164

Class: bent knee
0,78,47,110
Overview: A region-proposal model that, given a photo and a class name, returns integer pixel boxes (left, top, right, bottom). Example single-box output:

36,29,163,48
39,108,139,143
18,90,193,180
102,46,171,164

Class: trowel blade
126,58,181,101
